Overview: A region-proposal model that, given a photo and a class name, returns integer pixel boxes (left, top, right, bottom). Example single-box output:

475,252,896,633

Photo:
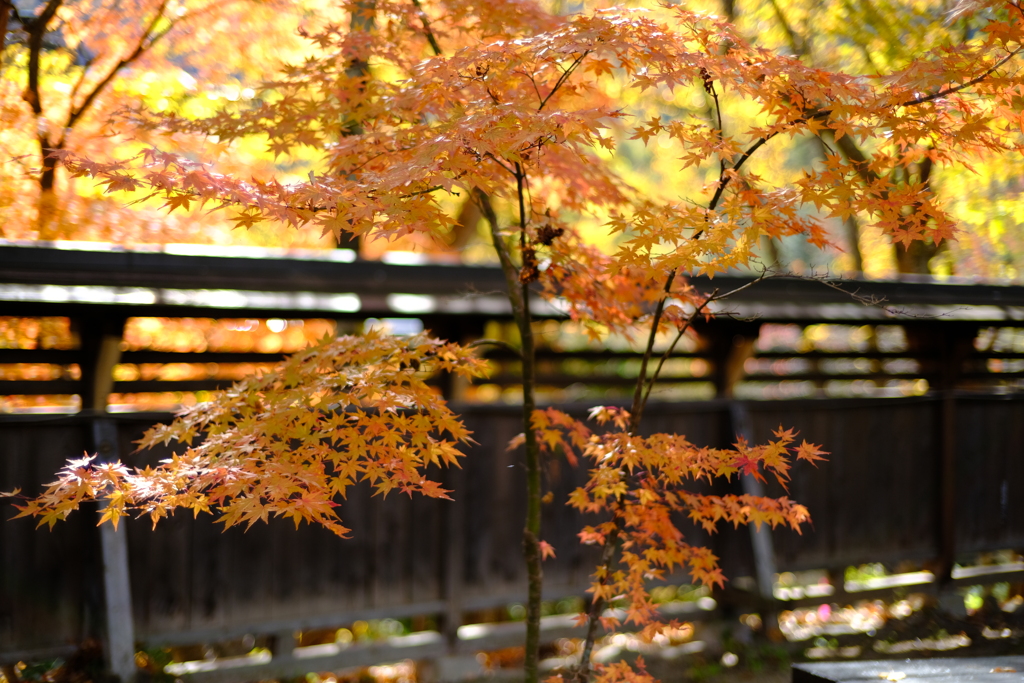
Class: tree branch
467,338,522,359
476,188,523,314
900,46,1024,107
573,531,622,683
64,0,173,136
410,0,442,56
23,0,65,115
700,41,1020,231
706,76,726,177
639,290,717,407
627,270,676,434
538,51,590,111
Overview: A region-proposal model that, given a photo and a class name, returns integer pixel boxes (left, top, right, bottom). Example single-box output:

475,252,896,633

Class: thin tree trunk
808,135,863,274
519,275,542,683
843,216,864,274
512,168,543,683
478,187,543,683
896,238,940,275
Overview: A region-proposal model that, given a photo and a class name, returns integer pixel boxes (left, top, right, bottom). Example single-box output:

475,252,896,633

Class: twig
900,46,1024,107
639,297,714,408
467,338,522,359
539,51,591,111
628,270,677,433
410,0,443,57
65,0,175,135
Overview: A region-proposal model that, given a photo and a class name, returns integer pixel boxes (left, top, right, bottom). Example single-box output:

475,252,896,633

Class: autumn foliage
18,331,488,536
13,0,1024,681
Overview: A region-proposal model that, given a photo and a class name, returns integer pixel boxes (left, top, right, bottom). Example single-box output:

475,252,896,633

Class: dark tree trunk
0,0,11,59
36,137,63,240
896,238,941,275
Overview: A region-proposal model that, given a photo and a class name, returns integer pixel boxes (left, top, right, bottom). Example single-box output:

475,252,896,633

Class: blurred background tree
0,0,336,247
3,0,1024,271
706,0,1024,279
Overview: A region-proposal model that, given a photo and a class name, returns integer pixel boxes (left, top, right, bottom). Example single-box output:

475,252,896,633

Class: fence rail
1,395,1022,679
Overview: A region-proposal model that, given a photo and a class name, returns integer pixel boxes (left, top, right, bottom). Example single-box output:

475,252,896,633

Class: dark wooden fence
1,395,1022,676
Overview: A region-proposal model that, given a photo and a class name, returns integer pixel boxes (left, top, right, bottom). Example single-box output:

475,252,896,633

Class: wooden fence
1,395,1022,679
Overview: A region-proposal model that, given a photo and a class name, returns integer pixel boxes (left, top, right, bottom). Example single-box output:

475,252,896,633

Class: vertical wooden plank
954,397,1024,553
343,477,373,611
75,317,125,411
409,473,444,604
10,393,1024,657
726,400,780,638
119,418,190,639
0,421,95,652
748,397,940,570
93,418,137,683
441,460,465,649
936,392,957,584
730,403,778,601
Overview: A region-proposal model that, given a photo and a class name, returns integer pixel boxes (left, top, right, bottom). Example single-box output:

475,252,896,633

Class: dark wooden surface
752,398,941,570
0,420,100,655
792,656,1024,682
1,397,1022,655
0,246,509,296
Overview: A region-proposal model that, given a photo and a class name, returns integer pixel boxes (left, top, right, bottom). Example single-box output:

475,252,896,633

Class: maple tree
13,1,1024,683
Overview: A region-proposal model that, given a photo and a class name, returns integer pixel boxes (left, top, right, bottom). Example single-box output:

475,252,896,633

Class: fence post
729,403,778,597
913,322,974,586
441,462,465,652
729,403,780,633
92,418,137,683
75,316,126,412
705,325,760,399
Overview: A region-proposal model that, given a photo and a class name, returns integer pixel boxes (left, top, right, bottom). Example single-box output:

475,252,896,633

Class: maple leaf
795,440,828,464
163,194,193,213
101,174,141,194
232,210,265,230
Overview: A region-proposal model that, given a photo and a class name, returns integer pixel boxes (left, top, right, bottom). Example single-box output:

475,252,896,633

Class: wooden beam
75,317,126,412
729,402,780,636
92,418,137,683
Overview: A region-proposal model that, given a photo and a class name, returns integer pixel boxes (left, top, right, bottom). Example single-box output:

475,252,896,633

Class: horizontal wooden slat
1,348,1023,365
120,351,287,364
0,380,81,393
0,350,81,363
5,245,1024,321
3,373,1021,395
